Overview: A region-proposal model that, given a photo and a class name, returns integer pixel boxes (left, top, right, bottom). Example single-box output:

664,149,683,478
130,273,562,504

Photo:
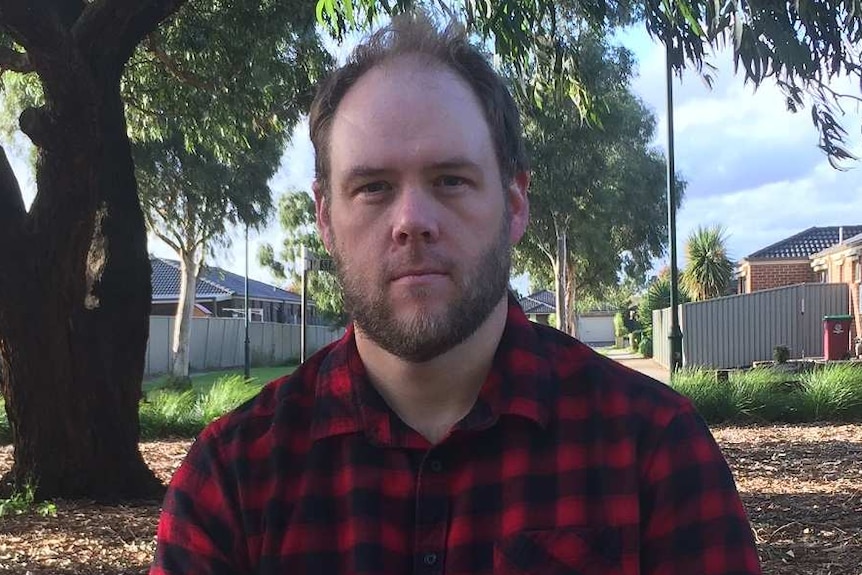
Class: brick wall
748,261,818,292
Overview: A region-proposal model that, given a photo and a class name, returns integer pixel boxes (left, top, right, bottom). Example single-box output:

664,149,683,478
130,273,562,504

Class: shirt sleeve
150,434,250,575
639,405,762,575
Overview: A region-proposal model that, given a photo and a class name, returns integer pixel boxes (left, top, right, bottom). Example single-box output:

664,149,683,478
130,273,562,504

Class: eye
356,181,392,196
435,175,469,188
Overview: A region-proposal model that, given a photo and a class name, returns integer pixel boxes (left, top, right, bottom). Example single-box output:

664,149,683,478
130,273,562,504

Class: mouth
391,269,448,282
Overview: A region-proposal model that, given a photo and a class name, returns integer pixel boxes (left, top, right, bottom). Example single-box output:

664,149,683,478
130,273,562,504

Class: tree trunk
0,48,162,500
565,265,578,338
171,249,200,380
555,230,567,333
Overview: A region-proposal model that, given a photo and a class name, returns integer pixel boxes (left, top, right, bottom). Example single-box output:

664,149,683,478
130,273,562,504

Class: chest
248,425,641,574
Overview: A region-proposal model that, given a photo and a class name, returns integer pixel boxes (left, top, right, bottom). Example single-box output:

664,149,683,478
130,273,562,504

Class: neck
355,296,509,444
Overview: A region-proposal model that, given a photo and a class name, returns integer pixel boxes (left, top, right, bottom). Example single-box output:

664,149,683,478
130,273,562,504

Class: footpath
601,347,671,384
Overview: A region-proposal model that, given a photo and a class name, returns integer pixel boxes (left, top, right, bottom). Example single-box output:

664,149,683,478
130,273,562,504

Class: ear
507,171,530,245
313,180,334,253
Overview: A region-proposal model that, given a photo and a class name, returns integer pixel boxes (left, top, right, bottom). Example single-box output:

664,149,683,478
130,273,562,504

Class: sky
4,25,861,295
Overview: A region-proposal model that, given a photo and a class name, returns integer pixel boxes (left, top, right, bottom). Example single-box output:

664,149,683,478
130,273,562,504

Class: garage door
578,315,615,345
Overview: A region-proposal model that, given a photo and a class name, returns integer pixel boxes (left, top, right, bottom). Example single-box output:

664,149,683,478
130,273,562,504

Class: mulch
1,424,861,574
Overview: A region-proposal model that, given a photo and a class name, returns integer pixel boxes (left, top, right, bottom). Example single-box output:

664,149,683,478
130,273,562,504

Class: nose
391,186,440,245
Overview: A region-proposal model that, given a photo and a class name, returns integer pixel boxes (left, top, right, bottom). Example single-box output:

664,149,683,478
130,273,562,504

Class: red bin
823,314,853,360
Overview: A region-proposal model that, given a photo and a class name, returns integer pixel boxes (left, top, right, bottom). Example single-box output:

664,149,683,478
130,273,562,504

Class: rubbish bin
823,314,853,360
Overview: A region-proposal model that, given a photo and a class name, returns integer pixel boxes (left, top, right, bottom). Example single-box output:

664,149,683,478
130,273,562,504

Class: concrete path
599,348,671,384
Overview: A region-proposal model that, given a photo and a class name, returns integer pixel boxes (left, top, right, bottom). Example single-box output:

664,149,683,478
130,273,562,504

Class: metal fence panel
656,283,848,369
145,318,345,376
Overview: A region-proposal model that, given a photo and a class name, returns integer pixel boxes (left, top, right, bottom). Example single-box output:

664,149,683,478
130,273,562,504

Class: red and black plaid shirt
151,297,761,574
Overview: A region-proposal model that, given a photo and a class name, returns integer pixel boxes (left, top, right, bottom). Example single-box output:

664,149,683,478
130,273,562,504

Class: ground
0,425,860,574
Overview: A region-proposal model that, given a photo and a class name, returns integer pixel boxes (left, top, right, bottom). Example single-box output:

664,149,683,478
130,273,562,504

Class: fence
145,317,345,376
653,283,849,369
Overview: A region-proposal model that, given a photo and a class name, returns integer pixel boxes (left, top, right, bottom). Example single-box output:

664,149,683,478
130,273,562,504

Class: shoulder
531,323,692,427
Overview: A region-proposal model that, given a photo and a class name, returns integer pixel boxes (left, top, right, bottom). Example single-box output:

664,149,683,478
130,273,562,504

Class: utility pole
666,33,683,373
244,224,251,378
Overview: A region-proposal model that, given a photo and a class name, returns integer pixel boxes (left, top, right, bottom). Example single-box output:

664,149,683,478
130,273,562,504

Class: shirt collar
309,294,555,445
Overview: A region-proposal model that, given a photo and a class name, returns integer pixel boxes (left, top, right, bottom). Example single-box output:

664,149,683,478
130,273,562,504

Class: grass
142,365,295,393
671,363,862,424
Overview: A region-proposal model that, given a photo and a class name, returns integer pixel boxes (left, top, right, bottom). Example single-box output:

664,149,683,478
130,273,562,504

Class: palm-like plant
682,226,733,301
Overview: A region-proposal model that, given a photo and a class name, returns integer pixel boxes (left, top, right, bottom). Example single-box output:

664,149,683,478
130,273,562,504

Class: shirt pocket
493,527,623,575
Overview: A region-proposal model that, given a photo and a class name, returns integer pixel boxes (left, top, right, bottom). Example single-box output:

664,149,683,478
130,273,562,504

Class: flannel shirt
151,297,761,574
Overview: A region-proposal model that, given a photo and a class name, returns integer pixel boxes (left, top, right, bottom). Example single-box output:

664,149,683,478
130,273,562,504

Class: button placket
413,451,449,573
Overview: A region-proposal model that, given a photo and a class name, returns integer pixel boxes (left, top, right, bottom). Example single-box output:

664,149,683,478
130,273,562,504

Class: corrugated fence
145,317,345,376
653,283,849,369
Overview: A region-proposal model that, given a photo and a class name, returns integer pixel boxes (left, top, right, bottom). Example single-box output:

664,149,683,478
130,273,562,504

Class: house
517,289,616,346
810,232,862,339
518,289,555,325
150,256,324,324
735,225,862,294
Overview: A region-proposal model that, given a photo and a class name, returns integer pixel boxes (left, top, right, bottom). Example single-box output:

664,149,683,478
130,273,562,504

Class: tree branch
143,32,215,92
73,0,189,76
0,45,33,73
152,227,181,253
0,145,26,228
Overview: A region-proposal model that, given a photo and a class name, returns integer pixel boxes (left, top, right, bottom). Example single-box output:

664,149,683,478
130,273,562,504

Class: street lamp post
244,224,250,379
666,35,683,373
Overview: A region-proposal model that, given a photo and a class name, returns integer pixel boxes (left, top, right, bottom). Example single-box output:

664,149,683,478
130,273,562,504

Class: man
151,13,761,575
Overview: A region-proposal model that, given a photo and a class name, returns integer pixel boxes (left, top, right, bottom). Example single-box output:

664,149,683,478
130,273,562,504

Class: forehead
328,57,496,176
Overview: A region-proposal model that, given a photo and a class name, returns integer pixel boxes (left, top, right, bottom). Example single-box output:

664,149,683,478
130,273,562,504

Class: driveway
600,348,671,384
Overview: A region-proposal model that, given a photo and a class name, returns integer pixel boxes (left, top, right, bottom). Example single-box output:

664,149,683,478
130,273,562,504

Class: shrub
730,368,802,422
196,375,262,424
613,312,628,338
638,336,653,358
671,368,736,423
139,388,199,439
773,346,790,364
799,364,862,421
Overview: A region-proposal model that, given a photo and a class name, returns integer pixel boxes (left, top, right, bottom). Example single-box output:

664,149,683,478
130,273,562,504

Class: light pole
666,33,683,373
243,223,250,378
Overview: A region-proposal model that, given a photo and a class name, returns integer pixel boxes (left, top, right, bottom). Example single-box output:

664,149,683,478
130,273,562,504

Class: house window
856,261,861,283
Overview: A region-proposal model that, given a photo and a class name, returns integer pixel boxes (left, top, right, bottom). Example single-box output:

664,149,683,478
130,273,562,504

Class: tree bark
171,249,200,379
0,0,185,500
554,226,567,333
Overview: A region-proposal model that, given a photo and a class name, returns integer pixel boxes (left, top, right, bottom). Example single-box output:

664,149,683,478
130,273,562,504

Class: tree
259,191,346,326
322,0,862,165
134,135,280,382
130,9,330,381
512,32,684,336
0,0,325,500
681,225,733,301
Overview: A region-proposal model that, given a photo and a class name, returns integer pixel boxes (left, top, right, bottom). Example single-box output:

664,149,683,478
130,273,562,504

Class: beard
332,215,512,363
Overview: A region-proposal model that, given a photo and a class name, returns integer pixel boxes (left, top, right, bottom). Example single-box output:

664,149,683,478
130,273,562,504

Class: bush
613,312,628,338
638,336,653,358
730,368,802,422
799,364,862,421
196,375,262,425
773,345,790,364
671,368,736,423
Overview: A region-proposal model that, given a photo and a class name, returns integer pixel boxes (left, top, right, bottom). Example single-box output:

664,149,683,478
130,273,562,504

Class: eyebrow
342,158,483,183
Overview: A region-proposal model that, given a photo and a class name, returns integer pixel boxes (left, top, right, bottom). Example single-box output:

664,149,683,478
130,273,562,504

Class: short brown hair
309,12,528,193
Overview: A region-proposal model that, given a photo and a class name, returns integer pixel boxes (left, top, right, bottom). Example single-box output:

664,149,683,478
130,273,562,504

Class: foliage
773,345,791,364
259,190,347,325
670,368,737,423
0,399,9,444
670,364,862,424
0,482,57,518
681,225,733,301
800,364,862,421
637,274,690,334
613,312,628,338
638,335,653,358
319,0,862,164
139,374,266,439
511,31,683,335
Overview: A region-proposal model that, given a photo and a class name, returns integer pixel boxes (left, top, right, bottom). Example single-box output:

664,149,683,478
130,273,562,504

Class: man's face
316,56,529,362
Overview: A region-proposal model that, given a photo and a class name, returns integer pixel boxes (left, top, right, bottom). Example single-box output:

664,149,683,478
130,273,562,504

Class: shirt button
423,552,438,566
429,459,443,473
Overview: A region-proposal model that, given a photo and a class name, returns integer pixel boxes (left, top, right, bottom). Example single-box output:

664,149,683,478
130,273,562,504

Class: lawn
1,424,860,574
142,365,296,392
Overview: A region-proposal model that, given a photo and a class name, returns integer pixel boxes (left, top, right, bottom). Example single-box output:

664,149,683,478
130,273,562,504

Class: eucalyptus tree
0,0,327,500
